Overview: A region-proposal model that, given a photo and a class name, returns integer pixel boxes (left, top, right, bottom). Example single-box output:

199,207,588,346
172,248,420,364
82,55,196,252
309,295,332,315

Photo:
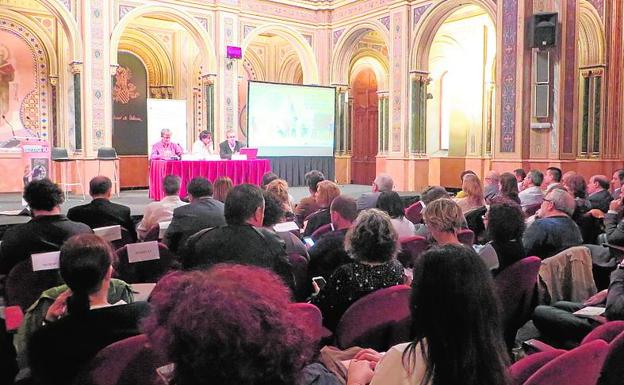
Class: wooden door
351,68,379,185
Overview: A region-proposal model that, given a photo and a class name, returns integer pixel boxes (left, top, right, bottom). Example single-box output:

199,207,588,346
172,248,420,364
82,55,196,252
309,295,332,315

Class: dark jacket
67,198,137,241
589,189,613,214
164,197,226,254
307,229,351,289
218,140,244,159
303,208,331,237
0,215,92,274
605,212,624,246
184,224,294,289
606,268,624,321
295,196,320,226
523,215,583,259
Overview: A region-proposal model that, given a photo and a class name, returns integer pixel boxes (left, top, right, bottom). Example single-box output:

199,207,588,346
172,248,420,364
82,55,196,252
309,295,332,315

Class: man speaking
219,129,244,159
151,128,183,160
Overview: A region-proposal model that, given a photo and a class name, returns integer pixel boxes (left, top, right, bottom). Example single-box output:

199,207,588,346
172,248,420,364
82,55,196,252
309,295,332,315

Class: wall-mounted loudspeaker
529,12,558,48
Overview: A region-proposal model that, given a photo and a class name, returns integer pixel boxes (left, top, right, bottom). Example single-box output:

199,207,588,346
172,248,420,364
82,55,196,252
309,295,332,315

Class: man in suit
0,179,92,275
164,177,226,254
218,129,244,159
611,169,624,199
356,173,393,211
587,174,613,213
67,176,137,241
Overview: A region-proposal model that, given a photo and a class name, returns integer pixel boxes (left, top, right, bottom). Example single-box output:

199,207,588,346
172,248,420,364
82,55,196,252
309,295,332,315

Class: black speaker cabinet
530,12,558,48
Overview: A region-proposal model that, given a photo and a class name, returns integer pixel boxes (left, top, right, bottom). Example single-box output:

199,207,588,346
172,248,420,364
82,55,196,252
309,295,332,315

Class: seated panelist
151,128,183,160
219,129,244,159
191,130,214,158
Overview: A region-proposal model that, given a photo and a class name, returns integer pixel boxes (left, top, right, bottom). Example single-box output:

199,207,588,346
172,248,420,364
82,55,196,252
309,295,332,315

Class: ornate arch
110,4,217,75
242,47,265,81
410,0,496,71
36,0,82,62
330,20,391,86
348,49,389,91
577,0,605,67
277,52,303,83
241,24,319,84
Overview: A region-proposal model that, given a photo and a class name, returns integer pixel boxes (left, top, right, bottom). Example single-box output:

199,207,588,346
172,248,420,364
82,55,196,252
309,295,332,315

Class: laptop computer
239,147,258,160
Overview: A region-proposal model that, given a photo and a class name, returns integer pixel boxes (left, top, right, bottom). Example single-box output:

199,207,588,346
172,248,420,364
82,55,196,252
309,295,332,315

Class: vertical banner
112,52,148,155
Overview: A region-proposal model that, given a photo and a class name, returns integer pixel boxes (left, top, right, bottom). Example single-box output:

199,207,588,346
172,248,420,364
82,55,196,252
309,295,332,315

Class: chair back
288,253,309,301
494,256,541,350
335,285,411,351
524,203,542,216
310,223,332,242
111,228,136,251
581,321,624,345
509,349,566,385
96,147,118,160
464,206,487,241
73,334,167,385
114,243,179,284
457,228,475,245
596,331,624,385
538,246,597,305
524,340,609,385
51,147,69,160
5,260,63,311
143,225,160,242
288,303,331,343
405,201,423,224
398,236,429,267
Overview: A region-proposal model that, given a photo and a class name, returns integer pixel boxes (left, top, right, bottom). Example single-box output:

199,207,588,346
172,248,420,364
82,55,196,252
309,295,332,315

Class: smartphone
312,276,327,290
303,236,315,248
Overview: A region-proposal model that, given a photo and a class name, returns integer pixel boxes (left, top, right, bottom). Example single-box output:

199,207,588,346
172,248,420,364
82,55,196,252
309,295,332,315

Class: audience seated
604,193,624,246
0,179,91,275
478,201,527,272
295,170,325,225
422,198,465,246
544,167,563,193
564,173,591,219
307,195,357,291
494,172,521,204
136,175,186,240
519,170,545,209
261,171,279,189
183,184,294,289
311,209,404,331
356,173,393,211
67,176,137,241
515,168,527,191
142,266,339,385
453,170,476,198
611,169,624,199
376,191,415,237
262,190,308,258
588,175,613,214
454,173,485,214
304,180,341,237
27,234,149,385
266,178,296,220
523,188,583,259
163,177,225,254
345,245,508,385
532,261,624,349
212,176,233,203
483,170,500,202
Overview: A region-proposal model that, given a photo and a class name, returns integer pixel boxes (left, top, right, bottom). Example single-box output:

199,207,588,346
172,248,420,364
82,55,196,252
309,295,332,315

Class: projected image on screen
247,81,335,157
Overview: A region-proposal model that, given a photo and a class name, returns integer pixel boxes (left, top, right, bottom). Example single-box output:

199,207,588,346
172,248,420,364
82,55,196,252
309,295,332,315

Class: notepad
573,306,606,317
127,241,160,263
130,283,157,302
31,251,60,271
94,225,122,241
273,221,299,232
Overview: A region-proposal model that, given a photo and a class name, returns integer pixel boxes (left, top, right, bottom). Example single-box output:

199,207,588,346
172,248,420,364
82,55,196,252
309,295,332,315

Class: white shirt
518,185,544,208
391,216,416,238
192,140,214,158
370,342,429,385
137,195,187,239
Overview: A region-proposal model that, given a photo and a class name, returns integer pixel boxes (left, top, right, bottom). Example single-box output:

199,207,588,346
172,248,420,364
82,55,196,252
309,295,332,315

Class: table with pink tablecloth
149,159,271,200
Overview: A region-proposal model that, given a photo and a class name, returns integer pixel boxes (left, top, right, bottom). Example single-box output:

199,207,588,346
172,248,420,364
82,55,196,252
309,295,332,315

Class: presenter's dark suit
219,140,244,159
67,198,137,242
164,196,226,254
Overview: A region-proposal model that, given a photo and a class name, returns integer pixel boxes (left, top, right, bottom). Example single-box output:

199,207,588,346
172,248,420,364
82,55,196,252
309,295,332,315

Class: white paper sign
130,283,157,302
94,225,122,241
31,251,60,271
573,306,606,317
273,221,300,232
127,241,160,263
158,221,171,239
231,154,247,160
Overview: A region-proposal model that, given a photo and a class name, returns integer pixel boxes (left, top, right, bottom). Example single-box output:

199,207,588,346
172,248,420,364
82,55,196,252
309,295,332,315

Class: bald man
587,174,613,213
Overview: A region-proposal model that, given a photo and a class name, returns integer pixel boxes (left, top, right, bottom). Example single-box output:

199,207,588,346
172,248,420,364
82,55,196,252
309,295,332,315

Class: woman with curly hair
266,178,296,221
422,198,465,246
303,180,341,237
142,265,339,385
311,209,404,331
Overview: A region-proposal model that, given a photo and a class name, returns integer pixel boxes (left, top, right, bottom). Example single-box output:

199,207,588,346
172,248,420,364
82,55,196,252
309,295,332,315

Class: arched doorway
351,68,379,184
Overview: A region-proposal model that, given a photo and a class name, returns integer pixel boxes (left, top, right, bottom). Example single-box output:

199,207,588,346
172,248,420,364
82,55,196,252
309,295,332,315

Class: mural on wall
112,52,147,155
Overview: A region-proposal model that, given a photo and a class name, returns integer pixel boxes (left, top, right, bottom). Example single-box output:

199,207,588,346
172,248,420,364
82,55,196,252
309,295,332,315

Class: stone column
69,62,83,152
409,71,429,155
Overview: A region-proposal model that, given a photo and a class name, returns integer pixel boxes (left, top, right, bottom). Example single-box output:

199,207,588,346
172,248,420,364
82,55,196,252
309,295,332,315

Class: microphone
1,114,16,138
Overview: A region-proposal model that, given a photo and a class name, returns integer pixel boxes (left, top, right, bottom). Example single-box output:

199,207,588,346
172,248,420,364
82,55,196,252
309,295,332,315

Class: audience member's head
461,174,484,205
484,170,500,187
544,167,562,185
485,202,525,243
163,175,181,197
346,209,398,263
376,191,406,219
212,176,233,203
499,172,520,201
564,173,587,199
541,188,575,217
304,170,325,195
143,265,313,385
23,178,64,213
562,170,577,186
526,170,544,187
372,173,393,193
460,170,476,183
588,175,609,194
261,191,284,228
514,168,527,183
59,234,113,316
89,176,112,199
421,185,449,205
423,198,464,245
315,180,341,208
612,169,624,192
266,179,291,210
186,177,213,200
261,172,279,189
330,195,357,230
406,245,508,385
224,184,264,226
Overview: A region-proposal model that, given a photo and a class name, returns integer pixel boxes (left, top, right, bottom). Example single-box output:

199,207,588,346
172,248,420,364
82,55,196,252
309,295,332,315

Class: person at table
219,129,244,159
191,130,214,158
151,128,183,160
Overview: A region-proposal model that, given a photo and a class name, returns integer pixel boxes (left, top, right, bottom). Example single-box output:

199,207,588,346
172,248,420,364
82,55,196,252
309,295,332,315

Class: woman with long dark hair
347,244,509,385
494,172,521,205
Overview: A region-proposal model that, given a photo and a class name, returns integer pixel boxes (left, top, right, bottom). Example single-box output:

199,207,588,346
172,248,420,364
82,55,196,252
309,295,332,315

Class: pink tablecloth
149,159,271,200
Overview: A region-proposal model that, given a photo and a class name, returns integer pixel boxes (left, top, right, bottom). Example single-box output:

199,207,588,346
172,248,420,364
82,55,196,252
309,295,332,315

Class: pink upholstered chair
288,303,332,343
5,260,63,311
405,201,424,224
596,330,624,385
581,321,624,345
457,228,475,245
335,285,411,351
494,256,541,350
111,228,137,251
508,349,566,385
288,253,309,301
399,235,429,267
310,223,332,242
523,340,609,385
114,242,179,284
